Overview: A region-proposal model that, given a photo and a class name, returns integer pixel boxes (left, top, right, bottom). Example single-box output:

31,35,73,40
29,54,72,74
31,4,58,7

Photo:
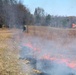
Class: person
0,18,3,28
23,25,26,31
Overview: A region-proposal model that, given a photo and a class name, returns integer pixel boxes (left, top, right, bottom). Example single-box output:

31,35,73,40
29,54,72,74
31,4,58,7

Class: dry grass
0,28,39,75
0,29,25,75
27,26,76,40
0,27,76,75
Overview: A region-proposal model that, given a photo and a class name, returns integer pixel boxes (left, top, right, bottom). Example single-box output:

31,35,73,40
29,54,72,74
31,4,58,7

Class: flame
42,54,51,60
23,42,41,53
24,42,33,49
42,54,56,61
22,43,76,69
67,62,76,69
59,58,69,64
41,54,76,69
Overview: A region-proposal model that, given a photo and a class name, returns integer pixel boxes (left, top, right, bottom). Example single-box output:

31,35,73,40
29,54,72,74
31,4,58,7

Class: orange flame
23,43,76,69
23,42,41,53
41,54,76,69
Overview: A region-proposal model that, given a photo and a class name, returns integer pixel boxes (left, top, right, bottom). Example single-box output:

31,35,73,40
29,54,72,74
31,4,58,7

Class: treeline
0,0,33,28
34,7,76,28
0,0,76,28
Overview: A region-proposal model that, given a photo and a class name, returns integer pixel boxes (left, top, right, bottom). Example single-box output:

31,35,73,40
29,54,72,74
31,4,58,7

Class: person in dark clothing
0,18,3,28
23,25,26,31
0,24,2,28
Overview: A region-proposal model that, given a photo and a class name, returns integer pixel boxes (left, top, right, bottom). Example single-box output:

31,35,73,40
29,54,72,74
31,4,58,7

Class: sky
22,0,76,16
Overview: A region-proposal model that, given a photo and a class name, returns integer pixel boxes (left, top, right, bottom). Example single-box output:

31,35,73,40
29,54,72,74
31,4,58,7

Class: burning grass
21,26,76,74
0,27,76,75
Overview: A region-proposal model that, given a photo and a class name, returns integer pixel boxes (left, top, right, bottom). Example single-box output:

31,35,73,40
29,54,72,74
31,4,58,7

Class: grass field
27,26,76,38
26,26,76,45
0,27,76,75
0,29,25,75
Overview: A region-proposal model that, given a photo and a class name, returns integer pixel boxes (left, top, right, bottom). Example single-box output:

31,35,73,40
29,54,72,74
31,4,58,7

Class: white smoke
18,33,76,75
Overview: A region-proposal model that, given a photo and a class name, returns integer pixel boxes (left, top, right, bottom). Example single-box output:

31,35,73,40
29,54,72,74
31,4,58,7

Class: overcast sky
22,0,76,16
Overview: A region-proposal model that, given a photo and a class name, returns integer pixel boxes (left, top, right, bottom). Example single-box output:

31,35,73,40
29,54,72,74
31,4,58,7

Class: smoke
37,59,75,75
8,27,75,75
18,32,76,75
2,0,76,75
